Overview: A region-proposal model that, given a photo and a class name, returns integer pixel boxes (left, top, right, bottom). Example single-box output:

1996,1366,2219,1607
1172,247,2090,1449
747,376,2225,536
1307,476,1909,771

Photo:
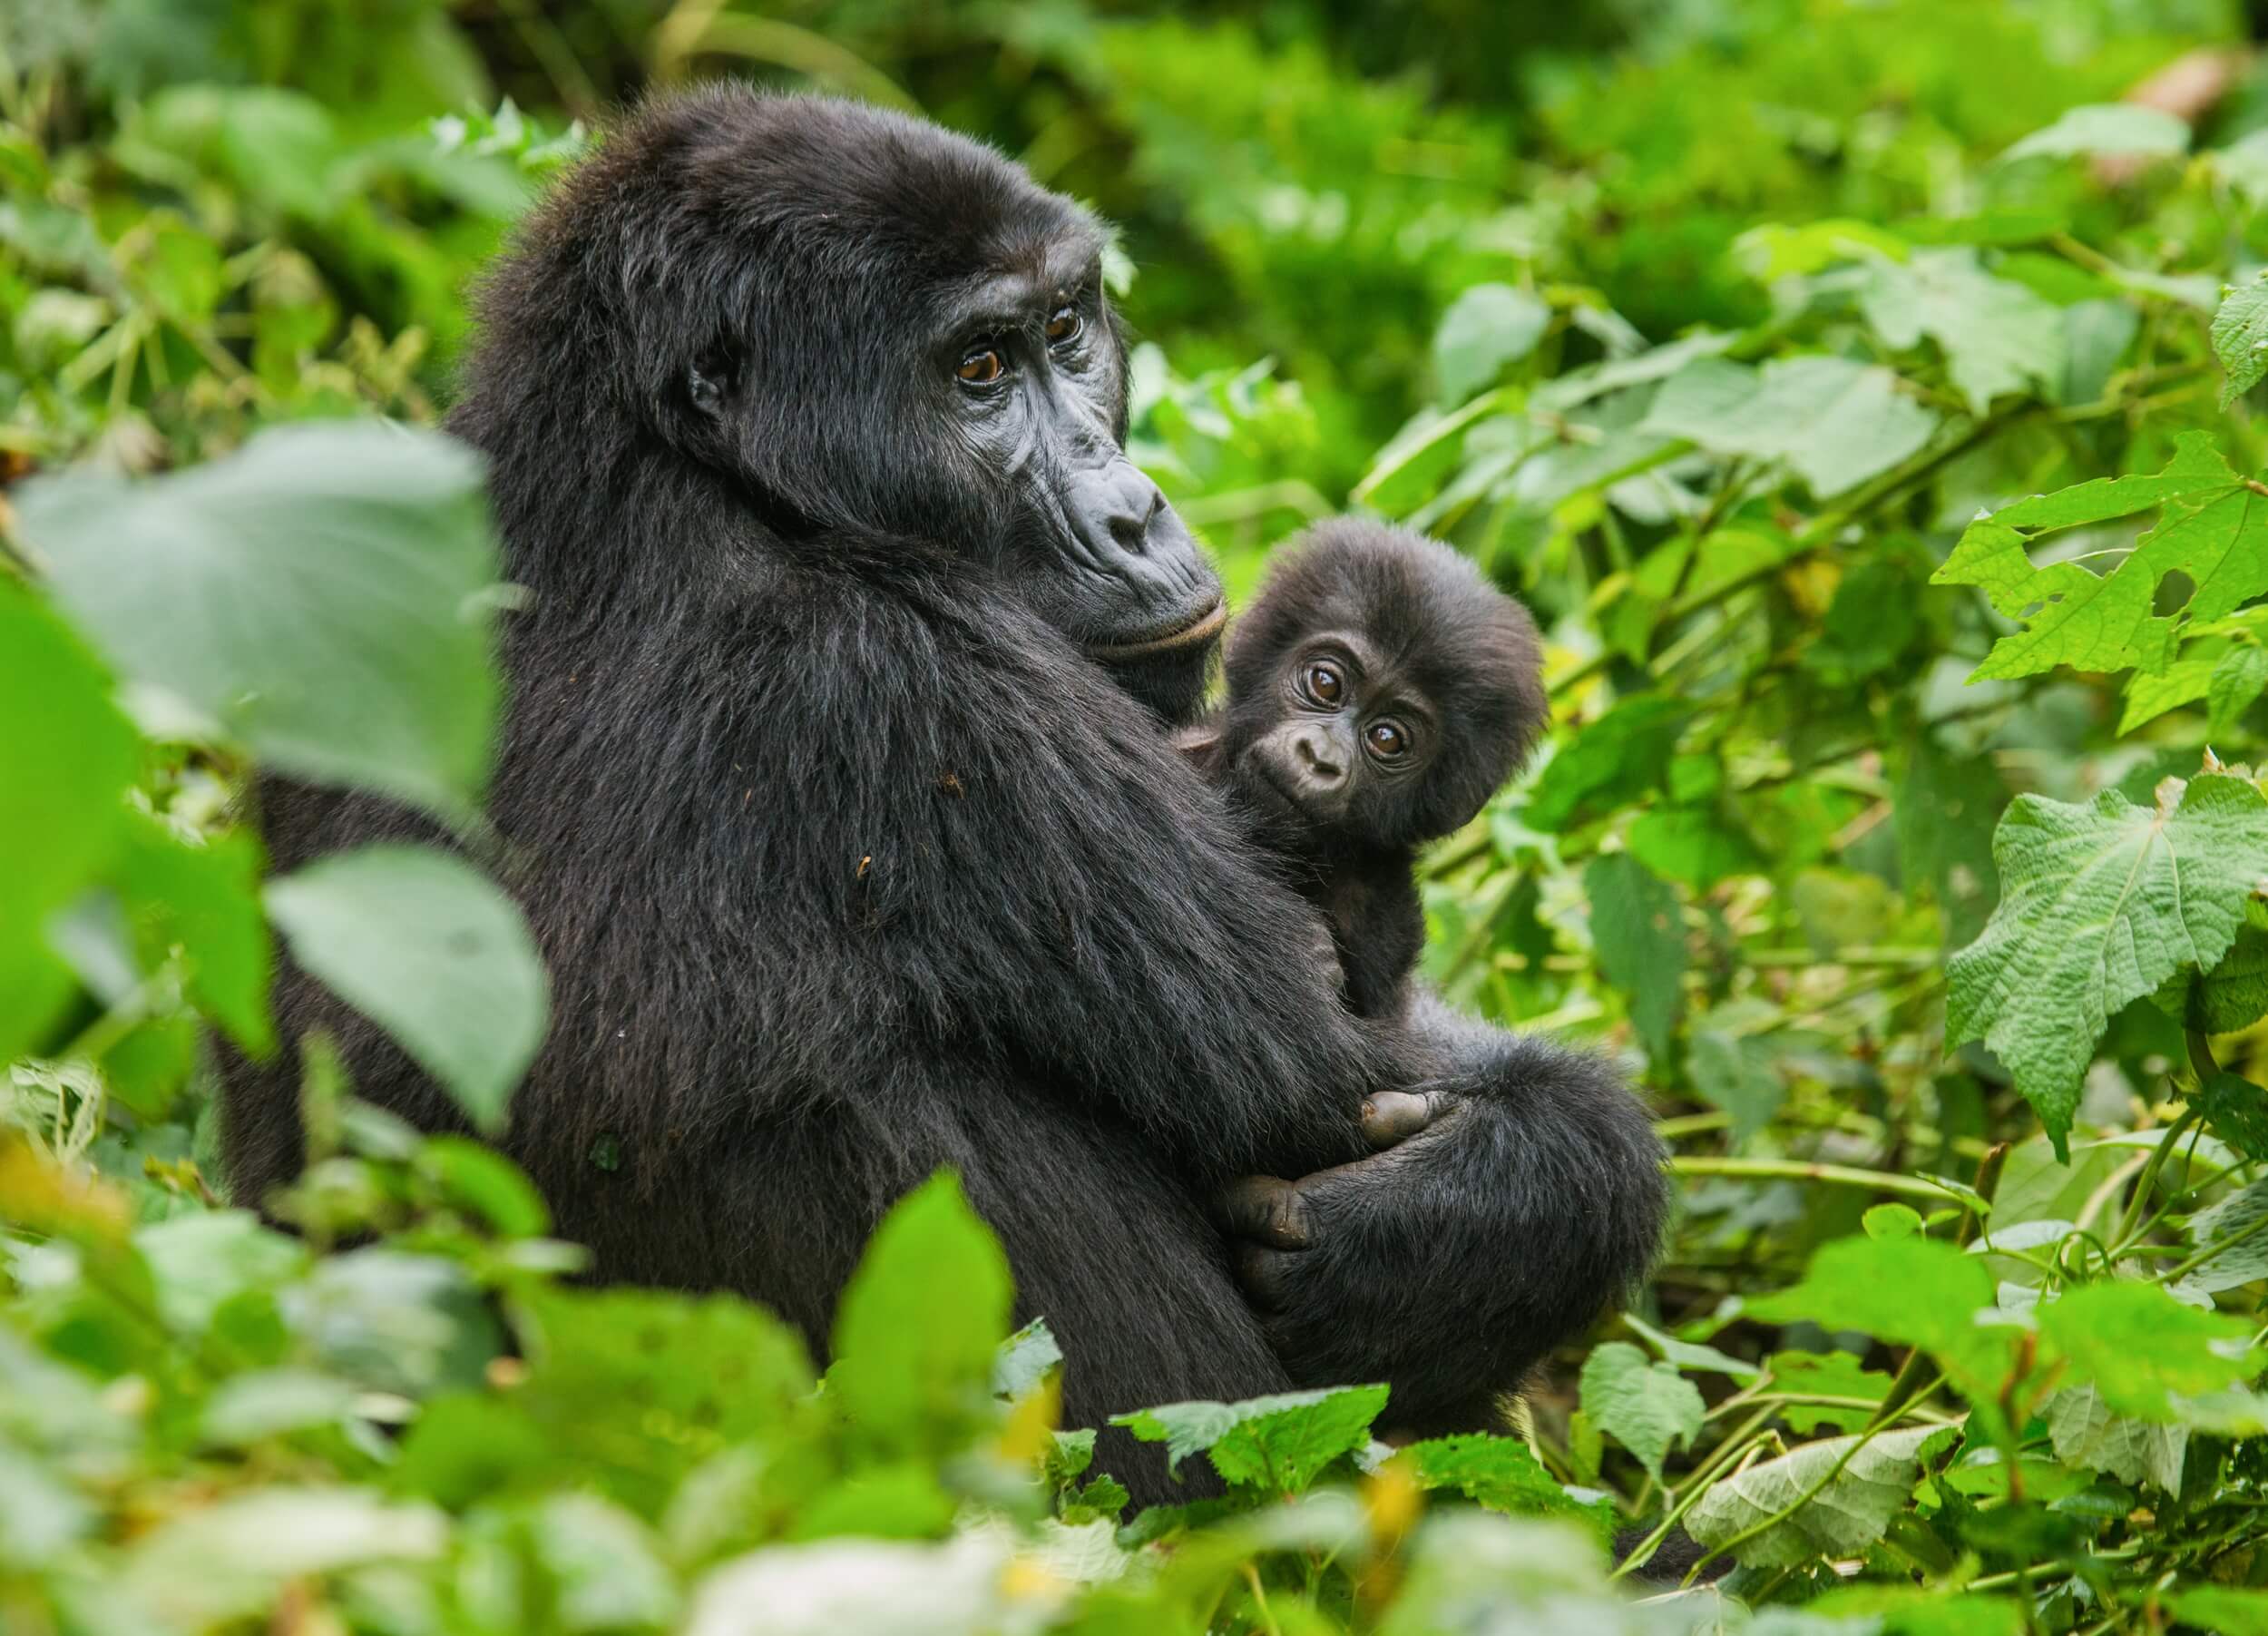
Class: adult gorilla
220,88,1665,1495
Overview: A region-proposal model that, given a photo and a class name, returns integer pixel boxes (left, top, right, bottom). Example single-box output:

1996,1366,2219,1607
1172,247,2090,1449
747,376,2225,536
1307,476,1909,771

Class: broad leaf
1526,697,1686,832
2182,1180,2268,1295
1433,283,1549,404
1686,1424,1941,1569
2210,642,2268,735
1945,775,2268,1152
1578,1341,1702,1481
2038,1280,2256,1422
1859,250,2062,415
1400,1435,1616,1538
831,1172,1013,1459
1931,433,2268,681
1114,1384,1386,1492
1749,1237,2010,1413
2045,1384,2186,1492
1641,354,1938,496
2000,104,2191,164
17,420,503,821
1584,852,1685,1063
266,844,548,1133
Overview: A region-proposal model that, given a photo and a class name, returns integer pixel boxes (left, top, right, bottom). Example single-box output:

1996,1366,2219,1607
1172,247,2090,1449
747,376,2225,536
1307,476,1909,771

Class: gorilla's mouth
1084,597,1227,662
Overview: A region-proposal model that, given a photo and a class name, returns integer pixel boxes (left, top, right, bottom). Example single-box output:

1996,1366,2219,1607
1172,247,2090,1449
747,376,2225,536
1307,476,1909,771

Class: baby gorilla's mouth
1085,597,1227,662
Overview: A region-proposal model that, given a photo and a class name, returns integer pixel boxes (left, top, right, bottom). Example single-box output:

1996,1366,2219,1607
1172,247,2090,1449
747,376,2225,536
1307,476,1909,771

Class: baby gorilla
1181,520,1547,1017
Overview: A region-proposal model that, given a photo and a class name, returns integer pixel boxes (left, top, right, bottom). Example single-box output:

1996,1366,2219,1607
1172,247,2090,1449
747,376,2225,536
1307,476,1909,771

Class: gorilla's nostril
1295,736,1344,782
1109,510,1149,555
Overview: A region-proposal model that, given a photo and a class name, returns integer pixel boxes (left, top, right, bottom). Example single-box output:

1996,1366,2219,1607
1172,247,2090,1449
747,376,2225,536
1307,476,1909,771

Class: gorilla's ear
687,348,738,418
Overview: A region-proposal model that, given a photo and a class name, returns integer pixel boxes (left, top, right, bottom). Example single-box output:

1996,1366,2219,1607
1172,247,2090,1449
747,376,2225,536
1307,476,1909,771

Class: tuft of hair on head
1227,517,1548,843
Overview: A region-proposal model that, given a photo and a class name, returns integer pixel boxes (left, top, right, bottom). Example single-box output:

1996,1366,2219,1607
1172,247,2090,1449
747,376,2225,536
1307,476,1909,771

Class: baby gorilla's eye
956,347,1005,384
1365,720,1410,759
1303,661,1344,706
1046,305,1083,346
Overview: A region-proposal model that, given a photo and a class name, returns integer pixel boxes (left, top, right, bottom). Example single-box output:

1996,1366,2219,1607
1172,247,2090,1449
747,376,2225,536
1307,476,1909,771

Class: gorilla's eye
1302,661,1344,706
956,347,1006,385
1046,305,1083,347
1366,720,1410,759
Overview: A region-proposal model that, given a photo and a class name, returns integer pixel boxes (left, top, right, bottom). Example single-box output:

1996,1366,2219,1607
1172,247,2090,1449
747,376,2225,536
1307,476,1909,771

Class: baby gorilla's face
1236,626,1437,848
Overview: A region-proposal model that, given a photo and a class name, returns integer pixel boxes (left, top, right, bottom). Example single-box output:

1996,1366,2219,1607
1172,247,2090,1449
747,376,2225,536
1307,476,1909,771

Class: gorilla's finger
1215,1175,1314,1249
1235,1242,1296,1311
1360,1090,1442,1150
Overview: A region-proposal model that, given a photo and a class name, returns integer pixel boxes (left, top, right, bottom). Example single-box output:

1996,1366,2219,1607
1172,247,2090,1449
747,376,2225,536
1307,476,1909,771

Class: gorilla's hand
1213,1032,1667,1439
1215,1089,1457,1291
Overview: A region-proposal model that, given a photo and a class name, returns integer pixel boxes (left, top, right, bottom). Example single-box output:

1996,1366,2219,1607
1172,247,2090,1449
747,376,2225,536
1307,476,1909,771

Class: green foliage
6,0,2268,1630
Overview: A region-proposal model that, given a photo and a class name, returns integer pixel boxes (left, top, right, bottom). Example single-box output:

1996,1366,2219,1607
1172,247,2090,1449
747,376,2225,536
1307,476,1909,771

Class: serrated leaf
992,1318,1062,1400
1768,1349,1895,1435
1640,354,1938,496
266,844,548,1133
1584,852,1685,1062
2157,925,2268,1034
2120,658,2217,733
1686,1424,1940,1569
1749,1237,2011,1415
2198,1072,2268,1163
2000,104,2191,164
2183,1178,2268,1294
1931,433,2268,682
2038,1280,2256,1421
1945,775,2268,1152
2215,273,2268,408
114,812,273,1057
1400,1435,1616,1539
1114,1384,1386,1493
1860,250,2063,414
16,421,503,821
1579,1341,1702,1481
831,1172,1013,1459
1434,283,1549,405
2045,1383,2187,1492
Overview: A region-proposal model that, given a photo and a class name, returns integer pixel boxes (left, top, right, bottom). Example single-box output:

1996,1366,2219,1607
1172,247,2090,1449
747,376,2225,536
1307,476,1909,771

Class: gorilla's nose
1294,728,1346,787
1097,464,1167,556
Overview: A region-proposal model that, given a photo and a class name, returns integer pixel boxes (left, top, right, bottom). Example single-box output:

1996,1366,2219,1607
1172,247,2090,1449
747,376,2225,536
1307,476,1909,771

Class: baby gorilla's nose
1294,728,1346,785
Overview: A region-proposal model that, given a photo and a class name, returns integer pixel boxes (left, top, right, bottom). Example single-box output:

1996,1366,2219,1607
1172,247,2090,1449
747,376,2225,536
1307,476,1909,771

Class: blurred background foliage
12,0,2268,1631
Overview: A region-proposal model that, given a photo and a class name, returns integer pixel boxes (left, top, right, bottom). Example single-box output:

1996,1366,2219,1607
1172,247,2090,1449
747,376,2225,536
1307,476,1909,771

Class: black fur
1185,521,1545,1016
217,88,1666,1502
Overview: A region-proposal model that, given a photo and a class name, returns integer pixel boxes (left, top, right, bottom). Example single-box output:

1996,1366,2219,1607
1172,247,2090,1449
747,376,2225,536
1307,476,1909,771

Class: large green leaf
2000,104,2190,165
1578,1341,1702,1482
2045,1383,2186,1493
2214,271,2268,409
1113,1383,1386,1492
1945,774,2268,1153
264,843,548,1132
1859,250,2062,415
1685,1424,1941,1569
1748,1237,2009,1413
0,580,141,1059
1526,698,1686,832
1399,1435,1608,1534
2038,1281,2257,1423
1931,433,2268,682
1583,853,1684,1063
16,420,503,821
1640,354,1938,496
830,1172,1013,1458
1433,283,1549,405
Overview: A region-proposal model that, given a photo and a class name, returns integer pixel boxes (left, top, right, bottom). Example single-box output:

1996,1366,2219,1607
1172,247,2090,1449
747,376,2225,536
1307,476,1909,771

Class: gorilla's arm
1220,994,1667,1434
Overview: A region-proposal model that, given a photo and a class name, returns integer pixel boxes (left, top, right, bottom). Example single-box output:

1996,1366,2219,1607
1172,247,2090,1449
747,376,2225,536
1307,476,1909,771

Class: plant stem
1668,1156,1970,1204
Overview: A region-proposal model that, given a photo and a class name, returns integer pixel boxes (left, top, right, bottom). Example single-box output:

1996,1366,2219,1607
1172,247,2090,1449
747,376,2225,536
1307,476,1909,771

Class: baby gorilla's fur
1186,521,1545,1016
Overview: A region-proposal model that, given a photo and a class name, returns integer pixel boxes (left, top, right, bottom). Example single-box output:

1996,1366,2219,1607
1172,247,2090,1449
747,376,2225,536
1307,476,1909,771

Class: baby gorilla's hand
1213,1089,1458,1309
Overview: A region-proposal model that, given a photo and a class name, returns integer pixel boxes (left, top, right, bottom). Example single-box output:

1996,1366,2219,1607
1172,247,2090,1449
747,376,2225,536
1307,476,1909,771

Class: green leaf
2197,1072,2268,1163
2214,273,2268,409
118,1488,448,1630
518,1493,679,1632
1749,1237,2009,1412
1931,433,2268,682
17,421,503,821
1352,388,1513,514
1685,999,1785,1145
1859,250,2063,415
2183,1179,2268,1295
1578,1341,1702,1481
1584,852,1685,1062
1433,283,1549,405
0,579,141,1060
1945,775,2268,1152
2000,104,2191,164
2172,1588,2268,1636
1640,354,1938,497
1114,1384,1386,1492
1685,1423,1941,1569
992,1318,1063,1400
200,1368,358,1447
2157,924,2268,1034
2121,658,2217,733
2044,1384,2186,1492
2038,1280,2255,1422
114,813,273,1057
1864,1203,1925,1240
831,1171,1014,1457
265,844,549,1133
1768,1349,1895,1435
1400,1435,1615,1537
2209,643,2268,737
1526,697,1686,832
